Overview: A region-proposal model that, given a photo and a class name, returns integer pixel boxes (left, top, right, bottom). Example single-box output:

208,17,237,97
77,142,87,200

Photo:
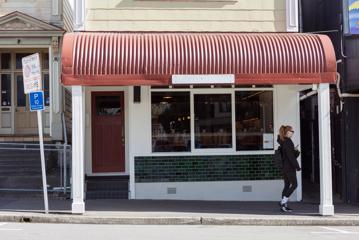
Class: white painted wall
136,180,284,201
274,85,305,201
129,85,306,202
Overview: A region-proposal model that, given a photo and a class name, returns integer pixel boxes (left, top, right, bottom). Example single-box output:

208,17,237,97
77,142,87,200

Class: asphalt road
1,222,359,240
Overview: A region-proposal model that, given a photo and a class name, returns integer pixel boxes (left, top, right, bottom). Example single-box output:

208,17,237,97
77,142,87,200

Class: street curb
1,214,359,225
0,214,201,225
201,217,359,226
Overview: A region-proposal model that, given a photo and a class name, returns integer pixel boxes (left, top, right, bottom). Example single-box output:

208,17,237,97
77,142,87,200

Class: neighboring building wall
85,0,286,32
63,0,74,32
0,1,64,140
0,0,54,23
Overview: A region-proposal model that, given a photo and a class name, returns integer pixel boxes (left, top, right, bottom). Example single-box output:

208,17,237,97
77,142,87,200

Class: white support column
317,83,334,216
71,86,85,214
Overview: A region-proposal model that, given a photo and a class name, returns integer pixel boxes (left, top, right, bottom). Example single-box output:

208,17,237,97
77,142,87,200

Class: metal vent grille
167,187,177,194
242,185,252,192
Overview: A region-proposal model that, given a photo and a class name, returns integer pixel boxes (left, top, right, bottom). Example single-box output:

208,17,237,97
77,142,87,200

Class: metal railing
0,142,71,194
0,113,71,195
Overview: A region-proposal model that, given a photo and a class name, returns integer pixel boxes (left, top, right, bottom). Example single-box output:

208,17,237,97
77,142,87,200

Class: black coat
277,136,300,173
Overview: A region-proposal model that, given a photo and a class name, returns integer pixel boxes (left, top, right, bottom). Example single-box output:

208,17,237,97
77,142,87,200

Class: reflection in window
151,92,190,152
194,94,232,149
16,75,26,107
235,91,274,150
1,53,11,69
43,74,50,106
96,96,121,116
16,53,34,69
43,53,49,69
1,74,11,106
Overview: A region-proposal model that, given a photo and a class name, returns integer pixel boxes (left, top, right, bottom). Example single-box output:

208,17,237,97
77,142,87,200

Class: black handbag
273,146,283,169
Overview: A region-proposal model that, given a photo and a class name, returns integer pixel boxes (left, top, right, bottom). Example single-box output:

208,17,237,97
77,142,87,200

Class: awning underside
61,32,337,86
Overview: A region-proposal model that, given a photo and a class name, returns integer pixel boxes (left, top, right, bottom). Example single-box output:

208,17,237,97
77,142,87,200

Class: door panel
14,74,37,134
92,92,125,173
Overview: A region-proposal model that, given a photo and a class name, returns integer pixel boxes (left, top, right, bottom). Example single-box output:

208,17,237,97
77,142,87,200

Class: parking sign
22,53,42,94
29,91,45,111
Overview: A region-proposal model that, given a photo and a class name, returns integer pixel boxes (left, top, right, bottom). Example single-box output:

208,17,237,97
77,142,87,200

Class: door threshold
87,172,129,177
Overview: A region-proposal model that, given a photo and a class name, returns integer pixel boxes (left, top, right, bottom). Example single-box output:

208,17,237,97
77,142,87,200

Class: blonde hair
279,125,293,141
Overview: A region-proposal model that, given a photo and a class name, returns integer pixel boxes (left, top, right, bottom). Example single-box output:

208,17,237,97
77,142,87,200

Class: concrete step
85,190,129,199
86,181,128,191
85,176,129,199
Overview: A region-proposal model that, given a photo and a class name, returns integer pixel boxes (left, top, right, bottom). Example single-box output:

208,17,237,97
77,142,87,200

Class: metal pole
37,110,49,214
63,144,67,194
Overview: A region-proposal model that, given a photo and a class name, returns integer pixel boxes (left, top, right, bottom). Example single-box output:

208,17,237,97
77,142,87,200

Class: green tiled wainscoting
135,155,282,183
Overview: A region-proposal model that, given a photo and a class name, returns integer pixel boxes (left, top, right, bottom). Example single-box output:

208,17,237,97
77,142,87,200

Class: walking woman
277,125,301,212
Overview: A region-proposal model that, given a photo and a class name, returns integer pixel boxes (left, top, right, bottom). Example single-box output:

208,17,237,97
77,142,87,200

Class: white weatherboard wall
131,85,304,201
86,0,286,32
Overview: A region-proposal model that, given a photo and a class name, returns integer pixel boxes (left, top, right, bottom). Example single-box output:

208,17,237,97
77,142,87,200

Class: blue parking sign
29,91,44,111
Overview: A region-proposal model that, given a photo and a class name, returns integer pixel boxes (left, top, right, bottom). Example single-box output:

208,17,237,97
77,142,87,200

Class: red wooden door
92,92,125,173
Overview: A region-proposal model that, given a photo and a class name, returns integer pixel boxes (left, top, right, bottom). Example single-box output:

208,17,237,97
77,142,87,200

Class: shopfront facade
61,31,337,215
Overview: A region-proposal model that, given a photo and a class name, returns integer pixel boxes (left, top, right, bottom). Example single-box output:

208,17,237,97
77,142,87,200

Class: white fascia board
172,74,235,85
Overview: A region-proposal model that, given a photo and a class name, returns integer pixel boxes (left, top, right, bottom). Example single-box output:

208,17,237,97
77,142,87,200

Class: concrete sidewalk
1,198,359,225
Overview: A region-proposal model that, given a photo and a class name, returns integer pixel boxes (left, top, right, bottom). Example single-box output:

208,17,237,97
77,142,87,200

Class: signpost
22,53,49,214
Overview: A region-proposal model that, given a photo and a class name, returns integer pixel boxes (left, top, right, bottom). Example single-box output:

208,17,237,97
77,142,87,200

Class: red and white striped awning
61,32,337,86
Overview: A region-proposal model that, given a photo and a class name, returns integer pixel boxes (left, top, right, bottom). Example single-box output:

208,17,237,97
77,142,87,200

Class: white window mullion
231,90,236,152
190,91,195,153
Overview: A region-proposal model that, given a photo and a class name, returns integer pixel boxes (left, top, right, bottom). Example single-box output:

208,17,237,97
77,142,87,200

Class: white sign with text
22,53,42,94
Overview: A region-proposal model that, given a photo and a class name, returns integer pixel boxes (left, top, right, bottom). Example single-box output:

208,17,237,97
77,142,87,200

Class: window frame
150,87,275,155
150,90,192,153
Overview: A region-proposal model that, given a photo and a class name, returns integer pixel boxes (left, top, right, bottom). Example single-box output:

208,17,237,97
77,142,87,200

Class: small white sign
22,53,42,94
263,133,274,149
172,74,235,85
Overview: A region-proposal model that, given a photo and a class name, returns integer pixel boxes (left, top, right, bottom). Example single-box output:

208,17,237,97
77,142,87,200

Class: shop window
194,94,232,149
235,91,274,150
16,75,26,107
151,92,191,152
1,74,11,106
16,53,34,69
0,53,11,69
43,74,50,106
43,53,49,70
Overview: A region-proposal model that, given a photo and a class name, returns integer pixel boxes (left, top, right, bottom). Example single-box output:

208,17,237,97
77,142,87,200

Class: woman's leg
285,171,298,198
282,173,291,198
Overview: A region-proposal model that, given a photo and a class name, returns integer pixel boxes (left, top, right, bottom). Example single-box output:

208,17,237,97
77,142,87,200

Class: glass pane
43,53,49,69
235,91,274,150
16,75,26,107
1,53,11,69
152,92,191,152
194,94,232,149
43,74,50,106
96,96,121,116
16,53,34,69
1,74,11,106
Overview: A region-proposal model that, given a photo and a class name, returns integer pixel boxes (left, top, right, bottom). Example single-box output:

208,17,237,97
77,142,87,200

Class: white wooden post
318,83,334,216
71,86,85,214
